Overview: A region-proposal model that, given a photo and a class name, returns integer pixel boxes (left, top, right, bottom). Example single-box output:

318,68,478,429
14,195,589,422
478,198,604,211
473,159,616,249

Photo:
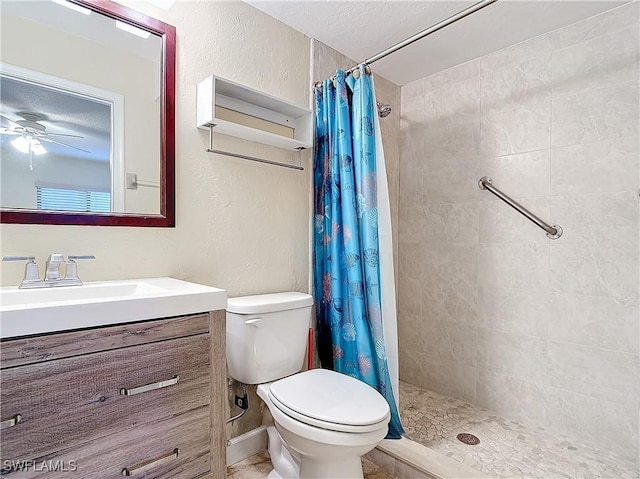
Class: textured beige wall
398,3,639,461
0,0,311,439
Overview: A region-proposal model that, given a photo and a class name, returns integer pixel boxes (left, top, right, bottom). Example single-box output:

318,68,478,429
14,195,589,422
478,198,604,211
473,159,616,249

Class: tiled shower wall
398,3,639,460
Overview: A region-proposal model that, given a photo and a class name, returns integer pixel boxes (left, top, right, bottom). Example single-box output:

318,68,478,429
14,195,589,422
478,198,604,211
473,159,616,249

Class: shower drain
456,433,480,445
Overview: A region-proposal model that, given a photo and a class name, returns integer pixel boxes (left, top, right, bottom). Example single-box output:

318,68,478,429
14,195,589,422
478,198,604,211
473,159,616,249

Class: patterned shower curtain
312,66,404,439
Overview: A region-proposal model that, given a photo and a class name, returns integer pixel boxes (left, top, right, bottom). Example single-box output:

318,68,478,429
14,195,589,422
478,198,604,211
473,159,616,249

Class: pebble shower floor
399,381,638,479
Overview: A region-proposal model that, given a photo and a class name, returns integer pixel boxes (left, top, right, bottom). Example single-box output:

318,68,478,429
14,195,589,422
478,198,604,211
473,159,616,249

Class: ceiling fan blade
0,113,19,125
46,132,85,138
0,128,21,135
40,137,92,154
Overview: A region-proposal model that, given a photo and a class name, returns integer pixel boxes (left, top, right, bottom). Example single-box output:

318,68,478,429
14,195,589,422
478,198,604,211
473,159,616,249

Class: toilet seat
268,369,390,434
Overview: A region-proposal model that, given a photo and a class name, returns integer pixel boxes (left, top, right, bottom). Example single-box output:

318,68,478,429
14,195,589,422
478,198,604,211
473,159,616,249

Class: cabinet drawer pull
0,414,22,430
120,375,179,396
122,448,179,476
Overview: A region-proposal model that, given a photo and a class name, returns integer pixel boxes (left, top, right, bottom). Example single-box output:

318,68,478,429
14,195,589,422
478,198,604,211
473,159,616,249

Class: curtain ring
352,69,360,79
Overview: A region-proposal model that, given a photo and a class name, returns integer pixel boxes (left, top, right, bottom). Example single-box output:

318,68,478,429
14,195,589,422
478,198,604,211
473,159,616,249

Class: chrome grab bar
478,176,562,240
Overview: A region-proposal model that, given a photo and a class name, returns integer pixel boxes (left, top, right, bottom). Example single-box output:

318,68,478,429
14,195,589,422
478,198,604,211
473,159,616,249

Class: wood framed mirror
0,0,175,227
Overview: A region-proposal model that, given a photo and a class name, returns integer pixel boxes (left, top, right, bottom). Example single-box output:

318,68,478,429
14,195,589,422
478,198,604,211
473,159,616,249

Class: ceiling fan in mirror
0,112,90,170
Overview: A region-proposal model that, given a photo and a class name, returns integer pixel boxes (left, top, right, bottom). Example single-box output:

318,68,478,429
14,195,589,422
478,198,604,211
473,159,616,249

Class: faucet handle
65,255,95,283
3,256,40,285
3,256,36,262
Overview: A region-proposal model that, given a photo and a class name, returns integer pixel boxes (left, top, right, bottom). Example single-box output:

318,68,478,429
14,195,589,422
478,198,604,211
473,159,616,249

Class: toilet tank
226,292,313,385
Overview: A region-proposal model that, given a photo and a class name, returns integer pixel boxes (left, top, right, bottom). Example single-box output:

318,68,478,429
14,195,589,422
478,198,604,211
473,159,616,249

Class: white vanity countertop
0,277,227,339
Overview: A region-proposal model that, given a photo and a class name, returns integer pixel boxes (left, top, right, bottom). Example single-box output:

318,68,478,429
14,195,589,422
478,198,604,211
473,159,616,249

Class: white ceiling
245,0,630,85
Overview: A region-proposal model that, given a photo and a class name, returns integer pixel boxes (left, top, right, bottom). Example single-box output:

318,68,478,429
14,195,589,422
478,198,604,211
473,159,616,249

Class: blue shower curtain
313,66,404,439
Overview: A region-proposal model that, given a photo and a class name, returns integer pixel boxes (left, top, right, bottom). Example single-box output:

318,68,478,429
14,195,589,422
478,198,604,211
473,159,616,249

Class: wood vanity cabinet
0,311,226,479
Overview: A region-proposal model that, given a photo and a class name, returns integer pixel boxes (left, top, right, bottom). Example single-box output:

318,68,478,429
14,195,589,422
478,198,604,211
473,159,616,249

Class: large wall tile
401,77,425,104
423,202,479,244
425,77,480,120
419,355,477,403
552,26,639,96
399,347,427,387
399,128,425,206
546,2,640,52
550,242,639,300
552,80,639,148
421,320,478,367
476,369,548,425
398,275,424,318
399,203,427,244
423,58,480,93
398,313,426,362
480,149,551,198
481,56,551,115
400,91,425,130
545,387,639,460
423,279,478,326
549,292,639,354
547,341,639,406
423,242,478,288
424,77,480,161
481,34,553,74
549,192,639,246
478,287,550,338
422,156,482,204
424,118,481,162
398,242,424,281
478,244,549,290
398,4,639,453
476,328,548,382
480,102,551,157
551,135,639,194
422,242,478,325
479,197,551,244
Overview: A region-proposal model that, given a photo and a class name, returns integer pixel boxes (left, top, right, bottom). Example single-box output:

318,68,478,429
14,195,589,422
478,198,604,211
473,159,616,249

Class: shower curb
365,437,492,479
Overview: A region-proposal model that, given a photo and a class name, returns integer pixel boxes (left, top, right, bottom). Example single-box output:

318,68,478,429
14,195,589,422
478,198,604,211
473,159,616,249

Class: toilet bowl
258,369,390,479
226,292,391,479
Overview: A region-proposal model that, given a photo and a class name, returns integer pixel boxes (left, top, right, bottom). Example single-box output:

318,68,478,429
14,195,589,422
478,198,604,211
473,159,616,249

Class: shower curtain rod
344,0,498,75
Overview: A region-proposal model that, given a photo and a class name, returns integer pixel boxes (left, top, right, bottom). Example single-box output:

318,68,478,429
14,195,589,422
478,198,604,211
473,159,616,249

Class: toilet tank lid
227,292,313,314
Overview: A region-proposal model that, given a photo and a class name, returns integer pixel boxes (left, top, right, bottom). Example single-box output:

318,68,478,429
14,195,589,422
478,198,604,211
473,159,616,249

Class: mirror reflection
0,0,164,216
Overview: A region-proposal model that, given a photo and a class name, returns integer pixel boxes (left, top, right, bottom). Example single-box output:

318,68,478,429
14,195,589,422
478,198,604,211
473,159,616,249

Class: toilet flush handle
245,318,263,328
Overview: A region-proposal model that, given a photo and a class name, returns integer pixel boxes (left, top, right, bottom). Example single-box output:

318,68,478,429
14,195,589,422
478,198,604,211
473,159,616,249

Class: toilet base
298,457,363,479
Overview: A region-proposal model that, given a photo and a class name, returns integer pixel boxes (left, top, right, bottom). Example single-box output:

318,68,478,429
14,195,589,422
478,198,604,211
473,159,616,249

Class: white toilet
226,292,390,479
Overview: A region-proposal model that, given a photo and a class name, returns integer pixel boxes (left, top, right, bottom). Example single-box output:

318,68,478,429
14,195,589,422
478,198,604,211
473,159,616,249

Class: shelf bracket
205,125,304,171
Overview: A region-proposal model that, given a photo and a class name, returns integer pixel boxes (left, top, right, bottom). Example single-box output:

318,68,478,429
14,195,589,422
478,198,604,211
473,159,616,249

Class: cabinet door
1,334,210,462
1,407,211,478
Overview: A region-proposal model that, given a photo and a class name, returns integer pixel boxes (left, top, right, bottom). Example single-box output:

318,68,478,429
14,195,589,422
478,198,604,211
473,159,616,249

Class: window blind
36,186,111,213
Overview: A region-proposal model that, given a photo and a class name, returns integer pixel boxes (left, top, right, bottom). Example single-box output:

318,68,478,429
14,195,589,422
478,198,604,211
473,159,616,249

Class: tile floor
225,381,639,479
226,451,398,479
399,381,639,479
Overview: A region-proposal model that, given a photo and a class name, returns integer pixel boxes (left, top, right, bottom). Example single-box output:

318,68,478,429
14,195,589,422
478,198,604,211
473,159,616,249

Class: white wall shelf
196,75,312,151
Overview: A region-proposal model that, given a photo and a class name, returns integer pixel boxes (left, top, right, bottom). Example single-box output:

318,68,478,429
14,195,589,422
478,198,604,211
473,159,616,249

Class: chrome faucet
44,253,65,281
3,254,95,289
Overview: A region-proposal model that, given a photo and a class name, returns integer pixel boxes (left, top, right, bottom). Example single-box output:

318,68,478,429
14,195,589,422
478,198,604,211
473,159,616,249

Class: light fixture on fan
1,112,89,171
11,136,47,155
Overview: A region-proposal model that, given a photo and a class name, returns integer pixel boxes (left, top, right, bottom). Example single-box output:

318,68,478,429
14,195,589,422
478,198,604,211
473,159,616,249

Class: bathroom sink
0,277,227,339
